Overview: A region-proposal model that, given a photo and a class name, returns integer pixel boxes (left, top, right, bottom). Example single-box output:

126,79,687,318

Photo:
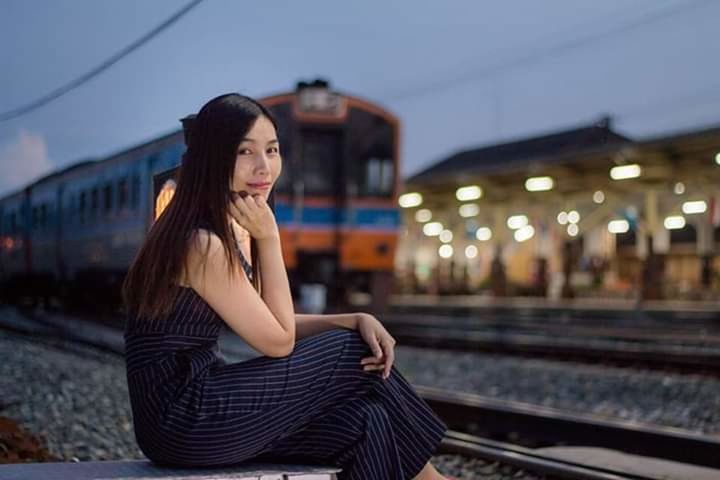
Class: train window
80,191,88,224
91,188,99,221
118,177,128,209
131,174,140,210
266,103,293,195
40,204,47,229
32,206,39,229
275,167,291,195
67,194,76,225
10,212,16,233
346,109,395,198
300,130,341,196
365,157,394,195
104,183,113,214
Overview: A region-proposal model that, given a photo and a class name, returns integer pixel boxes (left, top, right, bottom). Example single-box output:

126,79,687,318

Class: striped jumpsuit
123,237,448,479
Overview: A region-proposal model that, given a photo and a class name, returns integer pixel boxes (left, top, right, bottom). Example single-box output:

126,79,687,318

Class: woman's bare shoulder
179,228,225,287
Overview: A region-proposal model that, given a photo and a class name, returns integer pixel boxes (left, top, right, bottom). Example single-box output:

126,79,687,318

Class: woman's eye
238,148,252,155
268,146,280,154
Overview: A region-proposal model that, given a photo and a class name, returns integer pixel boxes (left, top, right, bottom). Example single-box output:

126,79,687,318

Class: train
0,79,402,313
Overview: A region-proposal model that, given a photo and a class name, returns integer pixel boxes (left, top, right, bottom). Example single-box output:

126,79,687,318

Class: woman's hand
228,191,279,241
357,313,396,379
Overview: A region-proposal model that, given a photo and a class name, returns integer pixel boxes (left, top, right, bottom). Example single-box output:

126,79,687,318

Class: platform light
664,215,686,230
682,200,707,214
567,210,580,224
525,176,554,192
557,211,568,225
610,164,641,180
415,209,432,222
514,225,535,242
567,223,579,237
608,219,629,234
673,182,685,195
438,244,454,258
423,222,443,236
439,229,453,243
593,190,605,204
715,152,720,165
458,203,480,218
507,214,528,230
475,227,492,241
455,185,482,201
399,192,423,208
465,245,478,259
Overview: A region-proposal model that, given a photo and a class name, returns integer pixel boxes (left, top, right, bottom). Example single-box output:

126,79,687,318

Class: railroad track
388,295,720,326
384,312,720,345
383,319,720,374
441,431,664,480
3,306,720,475
419,386,720,470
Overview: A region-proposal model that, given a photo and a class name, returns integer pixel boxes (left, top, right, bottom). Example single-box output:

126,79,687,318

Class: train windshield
301,130,342,196
347,109,395,198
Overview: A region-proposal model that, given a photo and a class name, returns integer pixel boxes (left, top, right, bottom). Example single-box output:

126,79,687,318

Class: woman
122,93,449,480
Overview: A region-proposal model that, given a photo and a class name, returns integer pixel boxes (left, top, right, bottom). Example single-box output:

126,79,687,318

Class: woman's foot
413,461,451,480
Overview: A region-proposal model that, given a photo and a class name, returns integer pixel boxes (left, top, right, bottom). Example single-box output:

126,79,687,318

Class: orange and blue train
156,79,401,310
0,80,401,312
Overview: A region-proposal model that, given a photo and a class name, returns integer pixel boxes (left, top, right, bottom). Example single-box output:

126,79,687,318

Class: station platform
0,459,341,479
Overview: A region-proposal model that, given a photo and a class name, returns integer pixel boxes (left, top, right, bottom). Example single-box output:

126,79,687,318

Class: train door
297,128,345,286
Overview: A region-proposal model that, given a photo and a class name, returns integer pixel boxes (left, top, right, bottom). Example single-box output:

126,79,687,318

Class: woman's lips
247,183,271,190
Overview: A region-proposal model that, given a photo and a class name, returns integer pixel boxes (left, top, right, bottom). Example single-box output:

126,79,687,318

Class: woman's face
230,115,281,200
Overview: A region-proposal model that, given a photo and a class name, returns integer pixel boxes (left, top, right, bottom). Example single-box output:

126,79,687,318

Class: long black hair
122,93,279,320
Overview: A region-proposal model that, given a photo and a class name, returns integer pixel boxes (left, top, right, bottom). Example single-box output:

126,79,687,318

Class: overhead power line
0,0,205,123
381,0,713,102
615,85,720,121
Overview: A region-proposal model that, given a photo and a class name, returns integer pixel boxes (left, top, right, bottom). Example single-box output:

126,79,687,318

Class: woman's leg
255,395,403,480
368,363,448,478
151,329,384,465
254,330,449,479
152,328,446,473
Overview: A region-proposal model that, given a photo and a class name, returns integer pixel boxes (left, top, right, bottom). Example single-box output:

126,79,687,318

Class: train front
261,80,401,313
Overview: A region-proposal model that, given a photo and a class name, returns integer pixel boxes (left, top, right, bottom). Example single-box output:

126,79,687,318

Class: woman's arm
257,235,296,346
295,312,361,340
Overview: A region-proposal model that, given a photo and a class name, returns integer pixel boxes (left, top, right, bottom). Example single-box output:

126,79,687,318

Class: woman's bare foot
412,461,450,480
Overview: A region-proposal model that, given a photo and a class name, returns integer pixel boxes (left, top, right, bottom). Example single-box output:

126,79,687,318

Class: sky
1,0,719,198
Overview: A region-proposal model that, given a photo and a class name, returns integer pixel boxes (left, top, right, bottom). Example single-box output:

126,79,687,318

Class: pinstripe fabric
124,292,447,479
123,229,447,478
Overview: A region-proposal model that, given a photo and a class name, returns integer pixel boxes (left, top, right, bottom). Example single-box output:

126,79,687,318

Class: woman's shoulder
187,227,224,260
189,218,218,241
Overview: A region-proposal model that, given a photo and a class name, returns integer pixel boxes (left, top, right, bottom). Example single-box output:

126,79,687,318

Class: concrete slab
0,460,341,480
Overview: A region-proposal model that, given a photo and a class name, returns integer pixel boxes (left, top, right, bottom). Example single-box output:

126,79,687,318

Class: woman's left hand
356,313,396,379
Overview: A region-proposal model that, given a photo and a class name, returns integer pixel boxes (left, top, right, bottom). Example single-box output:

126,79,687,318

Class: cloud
0,130,54,197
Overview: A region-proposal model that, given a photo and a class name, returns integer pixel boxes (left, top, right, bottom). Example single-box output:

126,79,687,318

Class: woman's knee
310,328,371,358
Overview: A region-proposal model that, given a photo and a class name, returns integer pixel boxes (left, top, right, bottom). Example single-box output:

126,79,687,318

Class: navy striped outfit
123,231,448,479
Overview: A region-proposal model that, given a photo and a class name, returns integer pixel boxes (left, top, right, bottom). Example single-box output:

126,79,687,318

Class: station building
394,118,720,301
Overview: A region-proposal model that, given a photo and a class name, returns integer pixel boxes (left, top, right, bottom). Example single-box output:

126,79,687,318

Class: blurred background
1,1,719,477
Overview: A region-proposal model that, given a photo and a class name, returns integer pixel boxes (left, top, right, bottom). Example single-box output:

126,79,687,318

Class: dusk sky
1,0,719,197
